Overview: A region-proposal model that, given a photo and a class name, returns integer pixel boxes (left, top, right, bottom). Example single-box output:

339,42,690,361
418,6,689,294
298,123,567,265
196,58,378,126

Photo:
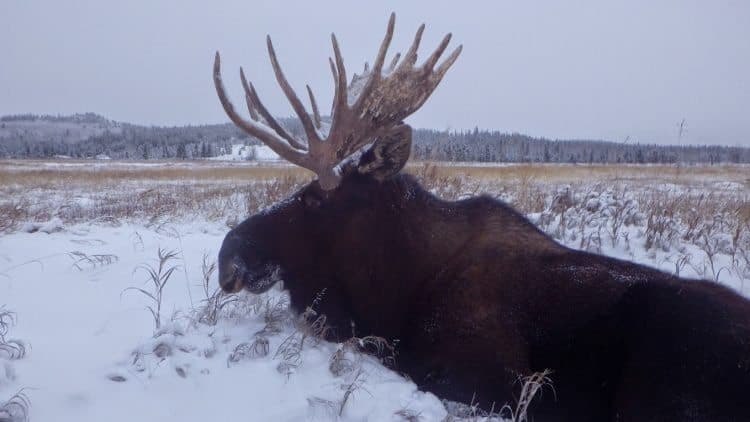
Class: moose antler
214,13,462,189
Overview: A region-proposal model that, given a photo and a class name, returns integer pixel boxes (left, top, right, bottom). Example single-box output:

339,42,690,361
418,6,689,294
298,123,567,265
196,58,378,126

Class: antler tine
239,68,260,121
330,34,348,108
306,85,322,129
434,44,463,82
213,52,308,165
422,33,452,71
387,52,401,73
408,45,463,114
400,24,425,70
266,36,322,145
328,57,339,116
240,68,307,151
354,12,395,109
371,12,395,75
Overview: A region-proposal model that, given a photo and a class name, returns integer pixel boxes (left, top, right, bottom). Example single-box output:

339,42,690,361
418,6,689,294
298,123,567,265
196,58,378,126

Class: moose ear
357,124,412,181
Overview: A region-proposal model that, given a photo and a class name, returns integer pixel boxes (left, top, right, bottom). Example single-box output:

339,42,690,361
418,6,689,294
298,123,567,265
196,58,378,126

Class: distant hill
1,113,748,164
0,113,254,159
0,113,122,146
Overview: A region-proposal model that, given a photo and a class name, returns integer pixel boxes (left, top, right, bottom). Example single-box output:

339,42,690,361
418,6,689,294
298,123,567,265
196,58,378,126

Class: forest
1,113,748,163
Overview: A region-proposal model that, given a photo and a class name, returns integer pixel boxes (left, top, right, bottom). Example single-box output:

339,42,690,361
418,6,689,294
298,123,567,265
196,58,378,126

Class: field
1,159,749,421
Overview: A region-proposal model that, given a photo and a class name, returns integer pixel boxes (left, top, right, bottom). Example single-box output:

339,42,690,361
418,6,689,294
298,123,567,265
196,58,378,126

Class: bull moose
214,14,750,421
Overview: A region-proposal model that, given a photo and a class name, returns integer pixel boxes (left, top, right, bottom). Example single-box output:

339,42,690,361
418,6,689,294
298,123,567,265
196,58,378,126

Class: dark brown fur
219,165,750,421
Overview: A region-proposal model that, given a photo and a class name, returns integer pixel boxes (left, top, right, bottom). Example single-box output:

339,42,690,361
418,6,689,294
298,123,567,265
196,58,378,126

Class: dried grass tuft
501,369,554,422
193,254,238,326
0,200,28,234
227,337,270,366
67,250,119,270
0,390,30,422
0,308,26,361
274,304,328,376
123,248,180,331
394,407,423,421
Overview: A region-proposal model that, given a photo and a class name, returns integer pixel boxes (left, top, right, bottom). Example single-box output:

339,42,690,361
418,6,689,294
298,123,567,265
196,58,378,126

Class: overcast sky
2,1,748,145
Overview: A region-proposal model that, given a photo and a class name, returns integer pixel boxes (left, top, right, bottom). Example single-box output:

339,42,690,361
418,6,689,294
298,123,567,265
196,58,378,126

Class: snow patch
209,144,282,162
20,218,64,234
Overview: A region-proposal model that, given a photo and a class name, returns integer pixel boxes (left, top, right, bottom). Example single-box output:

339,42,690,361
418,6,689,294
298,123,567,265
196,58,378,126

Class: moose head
215,14,461,303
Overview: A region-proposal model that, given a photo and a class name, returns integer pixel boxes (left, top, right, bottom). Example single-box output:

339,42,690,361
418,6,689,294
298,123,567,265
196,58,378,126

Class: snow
0,223,448,421
254,145,282,161
210,144,283,162
19,218,64,234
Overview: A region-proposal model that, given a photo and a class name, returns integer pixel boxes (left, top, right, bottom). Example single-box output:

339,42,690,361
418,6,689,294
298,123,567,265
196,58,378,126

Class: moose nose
219,255,247,293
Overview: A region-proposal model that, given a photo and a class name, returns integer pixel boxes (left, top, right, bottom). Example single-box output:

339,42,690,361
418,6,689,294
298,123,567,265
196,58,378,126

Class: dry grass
407,161,750,184
501,370,554,422
3,159,750,291
0,308,26,361
307,369,370,418
274,290,330,377
2,160,747,191
329,334,398,378
1,159,748,232
394,408,424,421
227,338,270,365
0,200,28,233
0,390,30,422
0,160,313,233
123,248,180,331
0,159,312,185
193,254,238,326
67,251,119,271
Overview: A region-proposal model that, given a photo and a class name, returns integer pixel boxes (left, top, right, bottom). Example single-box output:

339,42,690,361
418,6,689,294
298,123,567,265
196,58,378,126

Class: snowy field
1,159,749,421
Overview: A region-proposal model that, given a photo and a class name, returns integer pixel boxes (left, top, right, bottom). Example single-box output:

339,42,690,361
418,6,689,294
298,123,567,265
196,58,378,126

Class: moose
214,14,750,421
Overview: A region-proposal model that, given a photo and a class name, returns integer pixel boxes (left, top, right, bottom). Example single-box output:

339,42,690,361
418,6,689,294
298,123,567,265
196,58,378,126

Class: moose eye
303,190,322,209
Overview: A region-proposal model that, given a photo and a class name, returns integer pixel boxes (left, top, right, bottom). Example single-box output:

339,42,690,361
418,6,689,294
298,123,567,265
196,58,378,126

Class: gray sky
2,0,748,145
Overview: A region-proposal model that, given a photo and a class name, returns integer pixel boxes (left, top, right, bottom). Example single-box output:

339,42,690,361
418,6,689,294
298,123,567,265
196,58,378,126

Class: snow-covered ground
1,160,749,421
210,144,282,162
1,223,446,421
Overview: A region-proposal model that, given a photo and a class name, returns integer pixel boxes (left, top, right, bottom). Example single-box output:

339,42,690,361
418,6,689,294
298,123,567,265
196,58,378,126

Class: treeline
0,112,110,124
68,124,248,159
0,114,256,159
1,114,748,164
412,128,750,164
0,124,244,159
